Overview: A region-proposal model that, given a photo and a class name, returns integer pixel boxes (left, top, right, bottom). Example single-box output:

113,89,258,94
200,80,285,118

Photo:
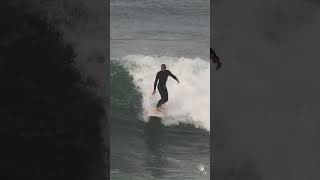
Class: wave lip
119,54,210,131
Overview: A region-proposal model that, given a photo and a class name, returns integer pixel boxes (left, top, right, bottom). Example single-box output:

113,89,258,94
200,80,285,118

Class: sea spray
118,55,210,131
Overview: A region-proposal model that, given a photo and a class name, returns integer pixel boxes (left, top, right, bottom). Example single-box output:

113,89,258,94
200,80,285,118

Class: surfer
152,64,179,112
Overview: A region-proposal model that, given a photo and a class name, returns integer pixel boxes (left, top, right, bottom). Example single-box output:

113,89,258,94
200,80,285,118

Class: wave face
118,55,210,131
110,0,210,179
110,60,210,179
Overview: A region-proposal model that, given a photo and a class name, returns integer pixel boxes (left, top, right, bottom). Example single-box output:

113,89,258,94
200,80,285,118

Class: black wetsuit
154,70,178,107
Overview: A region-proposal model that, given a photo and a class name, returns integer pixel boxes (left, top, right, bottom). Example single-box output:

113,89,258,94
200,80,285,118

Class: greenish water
110,0,210,178
110,61,210,179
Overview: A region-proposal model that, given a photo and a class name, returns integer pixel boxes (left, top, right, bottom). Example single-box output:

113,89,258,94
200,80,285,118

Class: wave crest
118,54,210,131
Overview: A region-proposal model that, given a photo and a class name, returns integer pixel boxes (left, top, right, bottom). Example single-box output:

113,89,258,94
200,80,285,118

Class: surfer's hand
177,79,179,83
152,90,156,95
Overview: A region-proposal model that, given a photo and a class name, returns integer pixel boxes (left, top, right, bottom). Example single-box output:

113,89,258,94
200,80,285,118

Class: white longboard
147,107,167,118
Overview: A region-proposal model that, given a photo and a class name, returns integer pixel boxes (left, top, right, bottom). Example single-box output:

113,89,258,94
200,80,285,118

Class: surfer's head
161,64,166,71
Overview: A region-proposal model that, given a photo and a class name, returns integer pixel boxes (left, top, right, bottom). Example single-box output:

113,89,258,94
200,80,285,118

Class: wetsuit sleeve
168,71,178,81
154,72,159,91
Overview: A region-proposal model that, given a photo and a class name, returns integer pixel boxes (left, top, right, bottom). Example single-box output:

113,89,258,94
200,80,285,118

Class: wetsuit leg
157,86,168,107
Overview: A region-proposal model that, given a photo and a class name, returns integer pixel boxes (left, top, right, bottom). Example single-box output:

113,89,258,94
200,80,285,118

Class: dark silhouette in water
0,2,107,180
144,117,167,178
210,48,222,70
144,117,164,146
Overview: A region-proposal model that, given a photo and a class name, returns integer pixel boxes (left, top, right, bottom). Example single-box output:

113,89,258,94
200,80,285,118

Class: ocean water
110,0,210,179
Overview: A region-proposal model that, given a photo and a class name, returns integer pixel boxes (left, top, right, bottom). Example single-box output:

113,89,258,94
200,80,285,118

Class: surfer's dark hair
161,64,166,69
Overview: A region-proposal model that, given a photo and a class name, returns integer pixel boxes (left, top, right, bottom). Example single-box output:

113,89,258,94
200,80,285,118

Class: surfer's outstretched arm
168,71,179,83
153,72,159,94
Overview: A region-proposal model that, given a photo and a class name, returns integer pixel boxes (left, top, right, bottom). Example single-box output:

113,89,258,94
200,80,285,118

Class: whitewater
117,55,210,131
110,0,210,179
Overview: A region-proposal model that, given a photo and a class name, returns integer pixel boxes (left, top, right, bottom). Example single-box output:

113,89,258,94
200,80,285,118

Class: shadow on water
144,117,168,178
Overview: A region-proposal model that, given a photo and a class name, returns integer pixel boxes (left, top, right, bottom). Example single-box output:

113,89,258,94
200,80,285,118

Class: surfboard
147,107,167,118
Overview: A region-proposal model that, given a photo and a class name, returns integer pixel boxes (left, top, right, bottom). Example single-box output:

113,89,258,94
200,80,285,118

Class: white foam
119,55,210,131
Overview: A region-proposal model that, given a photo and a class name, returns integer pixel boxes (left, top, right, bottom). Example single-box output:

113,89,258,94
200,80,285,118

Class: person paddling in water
152,64,179,112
